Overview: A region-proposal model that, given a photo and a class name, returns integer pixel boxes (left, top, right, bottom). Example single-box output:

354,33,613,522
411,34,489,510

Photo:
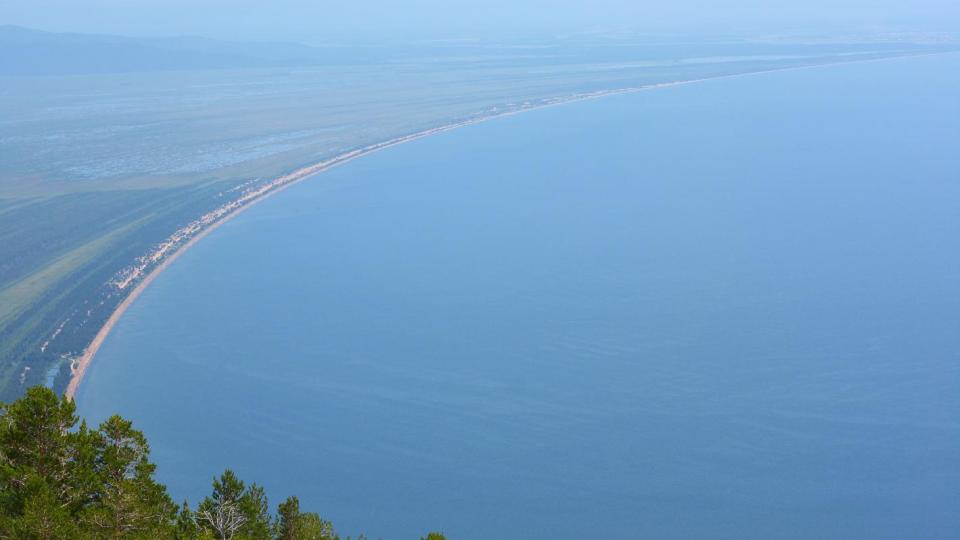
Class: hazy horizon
2,0,959,44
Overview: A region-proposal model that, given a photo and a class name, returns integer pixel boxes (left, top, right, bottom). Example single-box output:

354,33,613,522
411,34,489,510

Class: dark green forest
0,387,446,540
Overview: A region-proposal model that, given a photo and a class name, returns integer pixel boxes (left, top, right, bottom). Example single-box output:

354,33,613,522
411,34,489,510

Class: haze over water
78,54,960,539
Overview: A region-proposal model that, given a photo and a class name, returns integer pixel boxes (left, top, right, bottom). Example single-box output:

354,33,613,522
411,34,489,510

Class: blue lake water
77,54,960,539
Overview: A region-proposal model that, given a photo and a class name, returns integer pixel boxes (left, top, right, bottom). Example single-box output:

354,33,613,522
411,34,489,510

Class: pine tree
6,483,80,539
294,512,338,540
0,387,90,538
0,388,177,539
240,483,272,539
196,471,248,539
276,496,338,540
196,470,275,539
174,500,203,539
80,415,177,538
275,496,301,540
0,386,79,514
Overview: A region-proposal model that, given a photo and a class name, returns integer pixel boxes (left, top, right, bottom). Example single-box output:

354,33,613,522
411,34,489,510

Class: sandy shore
64,53,929,400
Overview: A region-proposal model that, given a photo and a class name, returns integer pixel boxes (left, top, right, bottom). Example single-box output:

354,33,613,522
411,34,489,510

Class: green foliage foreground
0,387,446,540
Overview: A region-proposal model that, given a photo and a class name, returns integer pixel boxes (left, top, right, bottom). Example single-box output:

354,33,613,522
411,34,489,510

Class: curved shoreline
63,53,934,400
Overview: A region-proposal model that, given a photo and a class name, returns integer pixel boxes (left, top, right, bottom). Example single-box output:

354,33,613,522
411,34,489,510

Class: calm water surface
78,54,960,539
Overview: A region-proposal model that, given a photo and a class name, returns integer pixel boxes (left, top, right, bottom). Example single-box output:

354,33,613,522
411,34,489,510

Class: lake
77,53,960,539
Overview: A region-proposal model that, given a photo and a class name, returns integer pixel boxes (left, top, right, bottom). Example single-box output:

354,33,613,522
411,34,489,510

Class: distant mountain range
3,25,957,77
0,25,378,75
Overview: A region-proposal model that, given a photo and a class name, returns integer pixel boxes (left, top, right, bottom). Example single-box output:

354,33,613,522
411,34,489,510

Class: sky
1,0,959,43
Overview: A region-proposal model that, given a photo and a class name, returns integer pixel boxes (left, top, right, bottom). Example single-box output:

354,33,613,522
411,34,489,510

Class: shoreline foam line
63,51,943,400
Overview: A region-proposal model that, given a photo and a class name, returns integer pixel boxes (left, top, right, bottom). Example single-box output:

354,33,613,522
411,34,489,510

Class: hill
0,25,329,75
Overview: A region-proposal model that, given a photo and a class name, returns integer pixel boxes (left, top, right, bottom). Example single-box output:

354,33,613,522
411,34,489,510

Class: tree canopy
0,386,446,540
